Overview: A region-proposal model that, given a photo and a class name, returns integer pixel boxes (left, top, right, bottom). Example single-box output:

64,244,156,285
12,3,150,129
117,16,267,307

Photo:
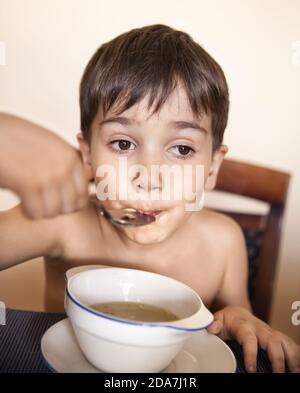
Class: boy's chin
122,226,171,245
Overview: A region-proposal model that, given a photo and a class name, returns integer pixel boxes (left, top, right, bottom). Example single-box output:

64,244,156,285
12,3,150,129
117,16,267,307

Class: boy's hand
0,114,89,219
207,305,300,373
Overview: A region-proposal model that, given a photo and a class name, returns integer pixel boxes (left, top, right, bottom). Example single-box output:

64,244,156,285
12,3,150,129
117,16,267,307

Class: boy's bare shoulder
194,208,246,253
194,209,250,308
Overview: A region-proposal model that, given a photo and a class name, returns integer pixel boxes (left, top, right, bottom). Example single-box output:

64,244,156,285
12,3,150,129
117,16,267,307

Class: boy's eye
109,139,136,153
169,145,195,159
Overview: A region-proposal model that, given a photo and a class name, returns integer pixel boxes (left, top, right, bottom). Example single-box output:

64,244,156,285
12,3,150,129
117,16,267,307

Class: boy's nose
130,152,163,192
128,148,166,193
132,166,162,192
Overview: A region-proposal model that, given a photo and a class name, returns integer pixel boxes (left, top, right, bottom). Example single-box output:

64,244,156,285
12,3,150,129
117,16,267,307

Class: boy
0,24,299,373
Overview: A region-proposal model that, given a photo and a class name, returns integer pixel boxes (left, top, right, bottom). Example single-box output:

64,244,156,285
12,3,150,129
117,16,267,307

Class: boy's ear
76,132,93,180
205,144,228,191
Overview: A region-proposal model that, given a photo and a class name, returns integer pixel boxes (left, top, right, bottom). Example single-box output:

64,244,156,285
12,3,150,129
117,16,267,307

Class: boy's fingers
267,340,285,373
207,319,223,335
236,328,258,373
207,310,228,339
281,339,300,373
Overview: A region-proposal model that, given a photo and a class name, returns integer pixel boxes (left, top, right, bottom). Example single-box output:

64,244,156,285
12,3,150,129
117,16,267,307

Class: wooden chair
215,159,290,322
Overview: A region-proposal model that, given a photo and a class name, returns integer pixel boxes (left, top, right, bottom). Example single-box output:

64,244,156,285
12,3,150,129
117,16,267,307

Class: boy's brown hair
80,24,229,150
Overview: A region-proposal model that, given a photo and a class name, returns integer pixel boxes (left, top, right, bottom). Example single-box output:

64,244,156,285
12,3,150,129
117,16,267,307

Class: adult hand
0,113,89,219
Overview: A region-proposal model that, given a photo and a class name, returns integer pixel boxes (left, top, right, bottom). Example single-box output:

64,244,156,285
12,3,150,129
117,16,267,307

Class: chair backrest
215,159,290,322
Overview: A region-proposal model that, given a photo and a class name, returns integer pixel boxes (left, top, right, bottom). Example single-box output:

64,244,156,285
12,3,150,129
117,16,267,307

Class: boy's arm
208,216,300,373
212,216,251,311
0,203,63,270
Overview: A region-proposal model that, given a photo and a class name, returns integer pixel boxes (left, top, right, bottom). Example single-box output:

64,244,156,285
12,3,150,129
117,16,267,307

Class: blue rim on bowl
65,286,213,332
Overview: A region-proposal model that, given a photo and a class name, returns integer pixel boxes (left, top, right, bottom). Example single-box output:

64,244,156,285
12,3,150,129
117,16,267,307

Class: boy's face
78,86,227,245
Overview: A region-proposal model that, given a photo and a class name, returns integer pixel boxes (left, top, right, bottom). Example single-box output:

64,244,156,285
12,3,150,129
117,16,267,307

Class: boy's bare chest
45,218,223,310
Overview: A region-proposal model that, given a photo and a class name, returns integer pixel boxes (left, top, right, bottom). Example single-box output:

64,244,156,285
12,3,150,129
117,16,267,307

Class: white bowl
64,265,213,373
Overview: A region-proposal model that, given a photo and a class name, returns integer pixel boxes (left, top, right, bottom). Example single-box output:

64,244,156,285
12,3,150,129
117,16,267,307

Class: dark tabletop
0,308,272,373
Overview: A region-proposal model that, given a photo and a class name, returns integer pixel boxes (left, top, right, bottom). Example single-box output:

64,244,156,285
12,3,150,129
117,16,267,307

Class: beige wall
0,0,299,343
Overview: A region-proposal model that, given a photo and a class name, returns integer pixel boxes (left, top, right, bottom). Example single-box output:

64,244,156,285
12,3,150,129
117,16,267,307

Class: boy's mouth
137,209,163,217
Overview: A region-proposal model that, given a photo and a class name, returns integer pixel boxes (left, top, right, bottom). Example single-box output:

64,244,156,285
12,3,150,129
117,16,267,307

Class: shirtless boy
0,24,299,373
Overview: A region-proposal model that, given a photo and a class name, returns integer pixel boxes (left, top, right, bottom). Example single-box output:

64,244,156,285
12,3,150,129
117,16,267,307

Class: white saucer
41,319,236,373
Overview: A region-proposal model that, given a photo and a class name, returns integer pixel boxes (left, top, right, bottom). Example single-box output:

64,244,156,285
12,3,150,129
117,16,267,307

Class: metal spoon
90,195,155,227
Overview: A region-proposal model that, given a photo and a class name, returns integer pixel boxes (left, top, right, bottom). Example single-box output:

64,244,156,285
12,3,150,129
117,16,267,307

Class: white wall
0,0,299,343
